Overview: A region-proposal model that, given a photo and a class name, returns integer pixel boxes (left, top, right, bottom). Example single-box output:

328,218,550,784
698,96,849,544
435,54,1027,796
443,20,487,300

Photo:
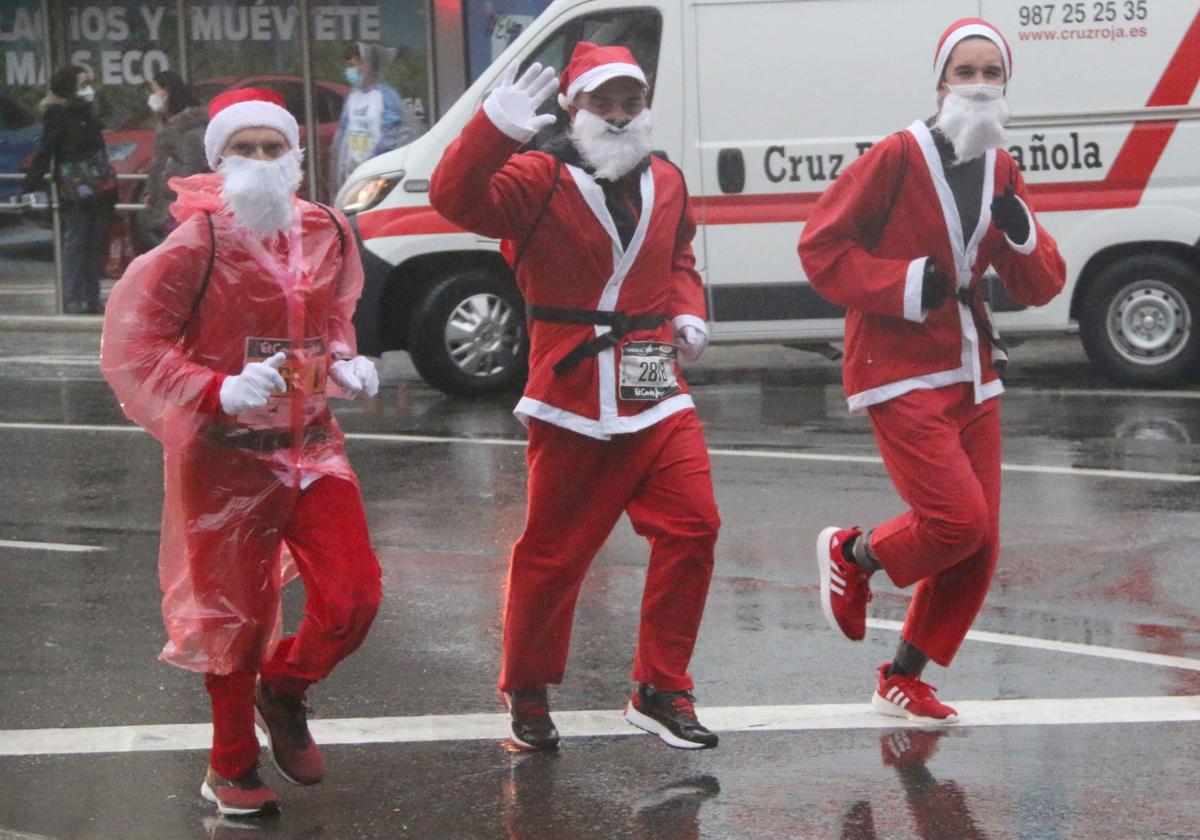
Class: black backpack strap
180,211,217,336
510,160,562,275
316,203,347,257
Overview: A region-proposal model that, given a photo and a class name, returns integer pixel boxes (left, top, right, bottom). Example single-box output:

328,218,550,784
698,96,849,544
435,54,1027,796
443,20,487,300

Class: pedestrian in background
135,69,209,253
101,88,383,817
329,41,407,198
799,19,1065,722
22,63,116,314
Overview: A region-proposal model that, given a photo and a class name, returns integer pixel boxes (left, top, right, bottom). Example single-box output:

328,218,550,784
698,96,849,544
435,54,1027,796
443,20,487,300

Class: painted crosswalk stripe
2,695,1199,757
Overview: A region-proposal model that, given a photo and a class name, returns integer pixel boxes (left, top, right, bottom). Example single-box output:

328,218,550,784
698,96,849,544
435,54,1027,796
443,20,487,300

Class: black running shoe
624,684,718,749
502,686,560,750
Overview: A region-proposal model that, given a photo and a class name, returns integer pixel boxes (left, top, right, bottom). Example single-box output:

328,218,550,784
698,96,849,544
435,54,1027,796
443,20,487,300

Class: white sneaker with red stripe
871,663,958,723
815,526,872,641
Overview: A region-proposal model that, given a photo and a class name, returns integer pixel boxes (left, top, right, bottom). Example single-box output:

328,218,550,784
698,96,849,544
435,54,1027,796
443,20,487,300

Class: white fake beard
935,88,1010,166
570,108,653,181
219,148,304,237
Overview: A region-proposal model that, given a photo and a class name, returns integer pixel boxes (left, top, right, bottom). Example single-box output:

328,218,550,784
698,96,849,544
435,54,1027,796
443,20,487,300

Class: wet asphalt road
1,317,1199,839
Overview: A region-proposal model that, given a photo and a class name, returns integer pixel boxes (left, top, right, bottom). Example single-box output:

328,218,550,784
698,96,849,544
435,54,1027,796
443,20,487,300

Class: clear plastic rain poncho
101,172,364,675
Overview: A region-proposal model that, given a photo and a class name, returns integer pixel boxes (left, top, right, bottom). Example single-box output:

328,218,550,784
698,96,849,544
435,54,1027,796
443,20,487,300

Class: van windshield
519,7,662,135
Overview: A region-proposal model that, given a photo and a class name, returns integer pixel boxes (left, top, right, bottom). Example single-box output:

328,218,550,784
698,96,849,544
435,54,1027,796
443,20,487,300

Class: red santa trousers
202,476,381,779
499,409,720,694
866,384,1001,667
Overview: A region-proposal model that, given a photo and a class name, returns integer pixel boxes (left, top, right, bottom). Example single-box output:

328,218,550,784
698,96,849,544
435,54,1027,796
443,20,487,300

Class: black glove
990,186,1030,244
920,258,954,311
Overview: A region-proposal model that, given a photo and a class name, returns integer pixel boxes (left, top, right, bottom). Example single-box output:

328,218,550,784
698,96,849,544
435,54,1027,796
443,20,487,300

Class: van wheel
1078,254,1200,387
407,270,528,396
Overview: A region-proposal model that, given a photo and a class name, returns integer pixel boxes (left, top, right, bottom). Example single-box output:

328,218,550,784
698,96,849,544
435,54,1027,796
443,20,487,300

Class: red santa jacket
799,120,1065,412
430,109,707,439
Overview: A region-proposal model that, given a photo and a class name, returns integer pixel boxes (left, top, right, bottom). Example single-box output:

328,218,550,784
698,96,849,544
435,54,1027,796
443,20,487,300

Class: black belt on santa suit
529,305,668,375
955,285,1009,371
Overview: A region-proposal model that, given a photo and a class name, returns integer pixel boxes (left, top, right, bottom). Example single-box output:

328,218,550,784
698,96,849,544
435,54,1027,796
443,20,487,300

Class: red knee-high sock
204,670,259,779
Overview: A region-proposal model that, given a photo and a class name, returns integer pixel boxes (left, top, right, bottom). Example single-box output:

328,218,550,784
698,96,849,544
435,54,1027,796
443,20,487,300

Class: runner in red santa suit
430,42,720,751
101,88,383,816
799,20,1065,722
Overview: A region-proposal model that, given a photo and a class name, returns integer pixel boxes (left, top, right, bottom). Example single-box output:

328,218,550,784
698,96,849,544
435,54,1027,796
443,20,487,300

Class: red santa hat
557,41,647,109
933,18,1012,90
203,87,300,169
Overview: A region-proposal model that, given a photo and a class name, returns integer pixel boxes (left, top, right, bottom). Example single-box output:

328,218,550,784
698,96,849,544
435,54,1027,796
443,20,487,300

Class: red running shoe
871,663,959,723
200,763,280,817
255,681,325,786
816,526,872,641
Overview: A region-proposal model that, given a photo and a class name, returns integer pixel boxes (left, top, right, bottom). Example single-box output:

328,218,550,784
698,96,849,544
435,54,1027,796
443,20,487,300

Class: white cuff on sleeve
1006,196,1038,255
903,257,929,323
672,314,709,338
483,94,538,143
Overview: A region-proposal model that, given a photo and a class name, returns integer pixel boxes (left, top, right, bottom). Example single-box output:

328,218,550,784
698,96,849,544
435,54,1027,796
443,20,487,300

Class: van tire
407,270,529,396
1078,254,1200,387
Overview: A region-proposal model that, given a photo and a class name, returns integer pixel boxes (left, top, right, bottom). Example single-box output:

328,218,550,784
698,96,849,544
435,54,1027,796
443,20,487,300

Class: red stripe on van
357,206,465,239
1030,10,1200,211
692,191,822,225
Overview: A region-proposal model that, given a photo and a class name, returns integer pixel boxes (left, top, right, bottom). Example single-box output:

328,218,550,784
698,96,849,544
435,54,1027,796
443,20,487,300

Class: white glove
483,62,559,142
329,355,379,399
219,352,287,414
674,324,708,363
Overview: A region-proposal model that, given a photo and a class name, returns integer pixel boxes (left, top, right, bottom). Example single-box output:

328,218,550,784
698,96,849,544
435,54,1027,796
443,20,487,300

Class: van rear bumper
348,214,398,357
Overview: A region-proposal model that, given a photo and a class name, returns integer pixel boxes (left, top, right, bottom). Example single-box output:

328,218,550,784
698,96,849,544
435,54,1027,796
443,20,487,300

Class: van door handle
717,148,745,194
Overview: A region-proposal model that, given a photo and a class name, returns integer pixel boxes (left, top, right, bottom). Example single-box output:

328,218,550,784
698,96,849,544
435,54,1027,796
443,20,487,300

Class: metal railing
1,171,147,316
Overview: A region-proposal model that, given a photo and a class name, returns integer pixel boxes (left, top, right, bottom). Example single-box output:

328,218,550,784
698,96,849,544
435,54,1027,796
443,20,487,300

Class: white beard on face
935,86,1011,166
570,108,653,181
219,148,304,237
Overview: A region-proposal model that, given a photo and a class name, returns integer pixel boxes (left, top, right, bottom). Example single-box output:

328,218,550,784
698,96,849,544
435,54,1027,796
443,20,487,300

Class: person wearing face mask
100,88,383,817
798,19,1066,722
21,64,116,314
430,42,720,753
136,70,210,253
329,41,410,198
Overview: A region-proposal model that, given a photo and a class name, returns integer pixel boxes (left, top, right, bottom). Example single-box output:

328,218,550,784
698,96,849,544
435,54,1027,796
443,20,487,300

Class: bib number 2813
619,341,680,402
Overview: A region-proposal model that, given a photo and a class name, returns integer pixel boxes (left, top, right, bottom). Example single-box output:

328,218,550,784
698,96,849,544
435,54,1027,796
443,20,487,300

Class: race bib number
619,341,679,402
238,336,328,429
346,131,374,154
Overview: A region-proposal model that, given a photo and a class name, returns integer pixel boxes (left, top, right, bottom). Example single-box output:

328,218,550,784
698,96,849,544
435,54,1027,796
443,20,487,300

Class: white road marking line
3,695,1198,757
0,357,99,366
1,423,1196,483
0,539,103,554
867,618,1200,672
705,447,1200,483
1007,387,1200,400
0,828,59,840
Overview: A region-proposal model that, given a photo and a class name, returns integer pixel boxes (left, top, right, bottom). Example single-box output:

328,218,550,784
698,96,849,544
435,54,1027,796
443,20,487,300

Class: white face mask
946,83,1004,102
147,93,165,113
218,148,304,238
569,108,654,181
77,85,95,103
935,83,1010,165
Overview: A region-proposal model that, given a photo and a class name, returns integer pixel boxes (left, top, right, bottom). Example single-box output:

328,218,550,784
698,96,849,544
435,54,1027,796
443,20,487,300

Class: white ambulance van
338,0,1200,396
